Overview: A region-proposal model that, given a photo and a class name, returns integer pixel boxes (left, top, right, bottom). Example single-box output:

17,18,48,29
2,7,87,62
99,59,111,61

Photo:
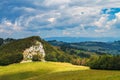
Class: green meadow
0,62,120,80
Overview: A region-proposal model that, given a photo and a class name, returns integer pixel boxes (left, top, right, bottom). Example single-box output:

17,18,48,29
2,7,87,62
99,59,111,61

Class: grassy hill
0,36,80,65
0,62,120,80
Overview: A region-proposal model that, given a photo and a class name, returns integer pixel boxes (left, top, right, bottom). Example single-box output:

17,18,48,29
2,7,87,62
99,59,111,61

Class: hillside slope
0,36,79,65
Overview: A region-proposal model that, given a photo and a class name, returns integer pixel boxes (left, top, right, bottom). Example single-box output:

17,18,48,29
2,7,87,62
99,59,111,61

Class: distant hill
48,40,99,60
0,36,79,65
48,40,120,54
45,37,120,42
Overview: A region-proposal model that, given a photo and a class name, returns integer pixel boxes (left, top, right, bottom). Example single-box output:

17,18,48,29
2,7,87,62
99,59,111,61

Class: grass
0,62,120,80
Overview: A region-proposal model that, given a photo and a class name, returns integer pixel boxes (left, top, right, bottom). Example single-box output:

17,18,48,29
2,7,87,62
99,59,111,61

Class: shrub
32,54,44,61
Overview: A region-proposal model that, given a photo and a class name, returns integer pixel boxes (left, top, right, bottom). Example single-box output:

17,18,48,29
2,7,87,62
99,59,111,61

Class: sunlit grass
0,62,120,80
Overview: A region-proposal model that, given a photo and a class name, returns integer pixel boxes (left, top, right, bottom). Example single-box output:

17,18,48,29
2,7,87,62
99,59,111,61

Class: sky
0,0,120,39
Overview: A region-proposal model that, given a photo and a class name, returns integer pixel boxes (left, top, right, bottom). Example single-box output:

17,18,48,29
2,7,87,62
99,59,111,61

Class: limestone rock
23,41,45,61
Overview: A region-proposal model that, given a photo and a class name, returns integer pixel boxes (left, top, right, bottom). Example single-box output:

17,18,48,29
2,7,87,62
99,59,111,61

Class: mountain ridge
48,40,120,54
45,37,120,42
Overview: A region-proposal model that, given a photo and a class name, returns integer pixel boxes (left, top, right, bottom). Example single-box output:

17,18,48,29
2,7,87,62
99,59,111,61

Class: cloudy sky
0,0,120,39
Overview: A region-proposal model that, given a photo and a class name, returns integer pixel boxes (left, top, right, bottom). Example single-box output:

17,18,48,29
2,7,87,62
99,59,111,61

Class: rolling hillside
0,62,120,80
48,40,120,54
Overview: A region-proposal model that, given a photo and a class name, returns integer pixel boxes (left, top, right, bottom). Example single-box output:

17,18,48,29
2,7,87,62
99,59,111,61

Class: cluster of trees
88,55,120,70
0,53,23,65
71,58,89,65
0,38,4,46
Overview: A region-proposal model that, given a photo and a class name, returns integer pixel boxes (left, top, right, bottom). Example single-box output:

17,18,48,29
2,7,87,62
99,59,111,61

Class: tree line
88,55,120,70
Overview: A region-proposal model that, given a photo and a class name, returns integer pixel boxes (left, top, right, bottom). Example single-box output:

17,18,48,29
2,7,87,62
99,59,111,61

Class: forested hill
0,36,80,65
48,40,120,54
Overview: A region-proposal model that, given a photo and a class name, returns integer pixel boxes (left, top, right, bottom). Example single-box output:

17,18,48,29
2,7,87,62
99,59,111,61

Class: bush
0,53,23,66
71,59,81,65
32,54,44,61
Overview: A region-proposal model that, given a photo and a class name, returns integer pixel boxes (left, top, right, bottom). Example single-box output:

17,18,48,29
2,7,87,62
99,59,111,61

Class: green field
0,62,120,80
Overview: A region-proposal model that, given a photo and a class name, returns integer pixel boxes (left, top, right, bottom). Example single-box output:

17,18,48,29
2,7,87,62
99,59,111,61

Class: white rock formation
23,41,45,61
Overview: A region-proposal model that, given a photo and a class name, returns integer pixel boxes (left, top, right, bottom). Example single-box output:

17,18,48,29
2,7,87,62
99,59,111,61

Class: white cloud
44,0,71,6
31,0,120,8
0,29,11,34
13,7,36,12
112,12,120,28
68,0,120,8
115,12,120,20
0,19,22,34
48,18,56,23
95,29,105,33
93,14,112,31
94,16,108,28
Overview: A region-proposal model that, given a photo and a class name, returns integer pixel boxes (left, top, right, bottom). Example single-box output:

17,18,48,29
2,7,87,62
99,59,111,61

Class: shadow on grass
0,71,38,80
0,69,120,80
0,69,52,80
29,70,120,80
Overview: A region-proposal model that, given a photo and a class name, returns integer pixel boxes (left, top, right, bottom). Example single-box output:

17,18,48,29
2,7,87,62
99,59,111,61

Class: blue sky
0,0,120,39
